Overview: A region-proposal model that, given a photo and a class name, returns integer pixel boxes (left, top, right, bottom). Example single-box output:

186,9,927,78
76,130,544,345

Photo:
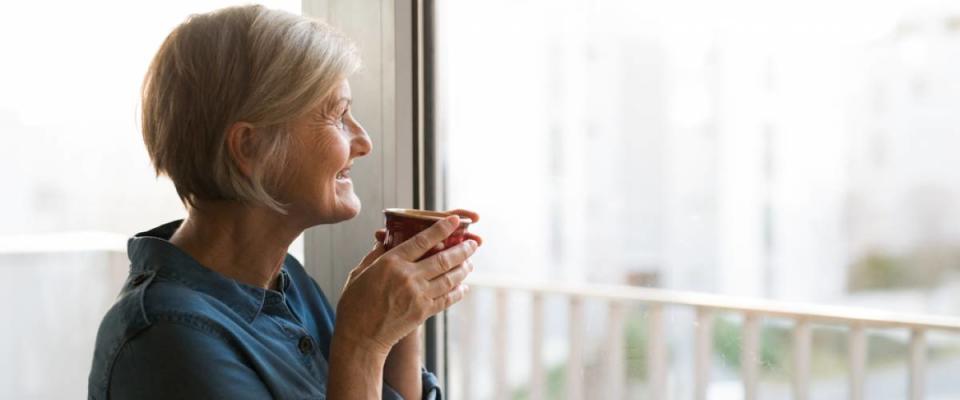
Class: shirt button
298,336,315,354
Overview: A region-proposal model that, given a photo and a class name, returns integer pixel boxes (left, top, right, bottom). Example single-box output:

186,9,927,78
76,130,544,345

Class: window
436,0,960,398
0,2,300,398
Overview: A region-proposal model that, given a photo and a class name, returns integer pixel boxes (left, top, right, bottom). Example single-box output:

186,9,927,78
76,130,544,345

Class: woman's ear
226,121,257,178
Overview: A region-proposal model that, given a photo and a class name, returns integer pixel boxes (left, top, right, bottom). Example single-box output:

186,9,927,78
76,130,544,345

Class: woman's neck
170,201,302,290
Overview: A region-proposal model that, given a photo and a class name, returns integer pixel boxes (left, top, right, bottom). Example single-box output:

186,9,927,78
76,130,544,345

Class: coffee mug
383,208,472,260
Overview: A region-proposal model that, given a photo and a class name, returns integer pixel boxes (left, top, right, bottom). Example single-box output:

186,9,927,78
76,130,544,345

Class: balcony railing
459,275,960,400
0,233,129,399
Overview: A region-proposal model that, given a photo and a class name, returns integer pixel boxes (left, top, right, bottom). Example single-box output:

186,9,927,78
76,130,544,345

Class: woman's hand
335,215,479,357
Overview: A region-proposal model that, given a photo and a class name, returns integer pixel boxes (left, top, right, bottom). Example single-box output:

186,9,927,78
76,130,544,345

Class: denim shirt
88,220,441,399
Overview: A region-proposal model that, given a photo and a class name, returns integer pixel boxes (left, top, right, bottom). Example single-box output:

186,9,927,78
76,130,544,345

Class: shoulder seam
145,310,233,340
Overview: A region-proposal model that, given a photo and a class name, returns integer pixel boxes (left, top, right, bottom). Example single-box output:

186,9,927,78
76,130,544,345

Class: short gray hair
141,5,360,212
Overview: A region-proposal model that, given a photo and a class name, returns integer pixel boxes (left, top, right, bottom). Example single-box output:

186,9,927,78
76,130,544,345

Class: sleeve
108,322,273,400
382,367,442,400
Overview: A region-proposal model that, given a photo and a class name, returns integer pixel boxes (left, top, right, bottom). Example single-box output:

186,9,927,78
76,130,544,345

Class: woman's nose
351,123,372,158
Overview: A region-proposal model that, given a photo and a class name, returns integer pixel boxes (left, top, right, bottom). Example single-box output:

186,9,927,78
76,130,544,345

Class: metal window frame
301,0,446,389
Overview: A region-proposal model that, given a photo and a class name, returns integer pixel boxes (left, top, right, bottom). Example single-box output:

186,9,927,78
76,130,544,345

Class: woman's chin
340,203,361,220
343,192,362,213
329,195,362,222
292,195,362,226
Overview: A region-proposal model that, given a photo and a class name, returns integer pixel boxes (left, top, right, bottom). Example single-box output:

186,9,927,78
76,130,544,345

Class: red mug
383,209,472,261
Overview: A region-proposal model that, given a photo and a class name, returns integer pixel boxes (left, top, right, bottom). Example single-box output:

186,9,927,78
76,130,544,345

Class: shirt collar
127,219,289,322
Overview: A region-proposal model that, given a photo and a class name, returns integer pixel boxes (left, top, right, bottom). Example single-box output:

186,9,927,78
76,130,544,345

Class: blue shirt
88,220,441,399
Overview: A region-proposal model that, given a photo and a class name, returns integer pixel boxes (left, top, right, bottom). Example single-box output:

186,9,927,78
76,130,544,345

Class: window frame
301,0,447,388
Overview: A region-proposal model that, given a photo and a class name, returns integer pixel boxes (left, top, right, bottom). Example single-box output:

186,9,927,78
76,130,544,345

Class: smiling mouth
336,166,351,181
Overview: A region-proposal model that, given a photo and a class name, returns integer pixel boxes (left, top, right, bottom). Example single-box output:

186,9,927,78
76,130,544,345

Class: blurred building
844,8,960,313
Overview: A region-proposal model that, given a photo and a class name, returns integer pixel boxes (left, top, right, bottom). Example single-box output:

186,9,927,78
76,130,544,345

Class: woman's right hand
333,215,478,357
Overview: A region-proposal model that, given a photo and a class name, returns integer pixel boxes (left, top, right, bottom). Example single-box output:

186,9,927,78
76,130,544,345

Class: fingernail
466,239,478,250
445,215,459,227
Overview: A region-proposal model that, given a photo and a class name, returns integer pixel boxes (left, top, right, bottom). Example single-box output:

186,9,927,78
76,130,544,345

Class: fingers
449,209,482,244
374,228,386,244
417,239,478,279
425,260,474,298
389,215,460,261
465,232,484,246
430,283,469,314
382,224,480,247
447,208,480,223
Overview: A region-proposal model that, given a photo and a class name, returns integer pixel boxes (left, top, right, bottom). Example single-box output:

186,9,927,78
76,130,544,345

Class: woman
88,5,479,399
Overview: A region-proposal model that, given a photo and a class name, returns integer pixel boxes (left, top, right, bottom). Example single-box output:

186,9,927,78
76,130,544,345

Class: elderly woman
88,5,479,400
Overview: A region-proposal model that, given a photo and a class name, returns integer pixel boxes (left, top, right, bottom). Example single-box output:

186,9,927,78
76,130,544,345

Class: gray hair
141,5,360,212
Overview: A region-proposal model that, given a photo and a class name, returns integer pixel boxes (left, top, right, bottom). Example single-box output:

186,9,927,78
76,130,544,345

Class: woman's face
280,79,372,226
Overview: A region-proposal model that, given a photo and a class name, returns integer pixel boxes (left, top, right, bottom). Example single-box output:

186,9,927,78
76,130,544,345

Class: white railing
460,276,960,400
0,234,129,399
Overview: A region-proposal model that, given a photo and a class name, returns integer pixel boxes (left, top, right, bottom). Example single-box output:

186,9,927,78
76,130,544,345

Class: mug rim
383,208,473,225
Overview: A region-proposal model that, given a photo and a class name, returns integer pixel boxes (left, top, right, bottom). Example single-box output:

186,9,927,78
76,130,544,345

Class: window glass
437,0,960,398
0,2,299,398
